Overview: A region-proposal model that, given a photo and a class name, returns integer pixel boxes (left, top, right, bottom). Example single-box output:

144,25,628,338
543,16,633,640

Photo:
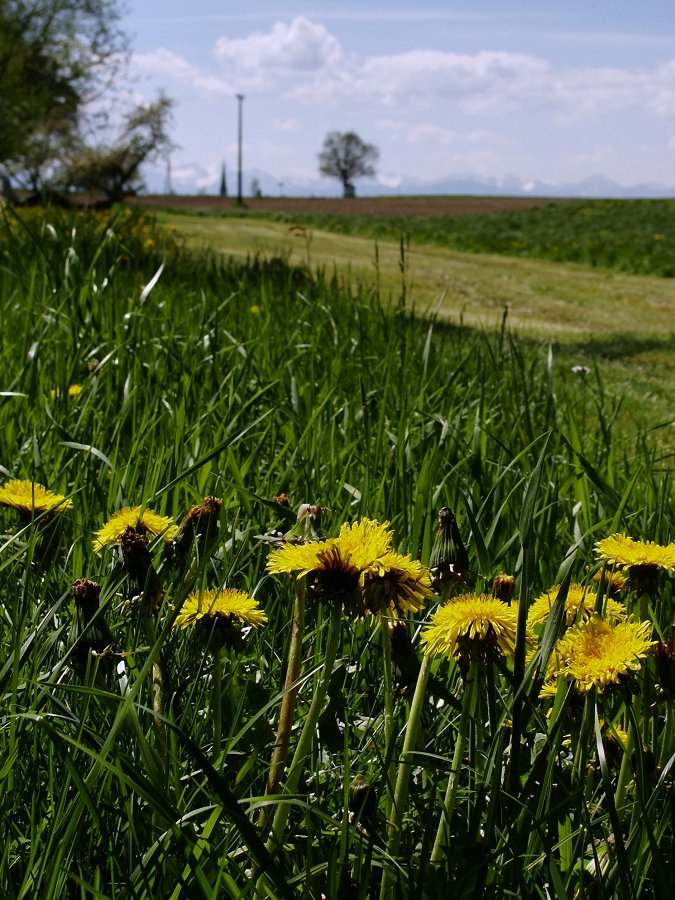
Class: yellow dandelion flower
266,516,428,618
421,593,519,661
93,506,177,552
50,384,83,400
528,583,626,630
593,568,628,594
359,550,433,618
174,587,267,629
554,615,653,694
596,534,675,571
0,479,72,517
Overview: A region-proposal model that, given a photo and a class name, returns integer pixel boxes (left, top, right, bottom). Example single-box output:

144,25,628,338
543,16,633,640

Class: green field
154,203,675,445
0,203,674,898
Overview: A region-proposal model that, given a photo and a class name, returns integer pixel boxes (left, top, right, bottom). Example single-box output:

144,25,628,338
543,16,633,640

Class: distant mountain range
150,164,675,200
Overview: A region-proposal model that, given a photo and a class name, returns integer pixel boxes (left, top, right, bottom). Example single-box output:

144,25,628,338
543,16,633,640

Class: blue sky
121,1,675,194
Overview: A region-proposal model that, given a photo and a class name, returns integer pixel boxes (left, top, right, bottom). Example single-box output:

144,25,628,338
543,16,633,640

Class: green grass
263,198,675,277
153,208,675,444
0,206,673,898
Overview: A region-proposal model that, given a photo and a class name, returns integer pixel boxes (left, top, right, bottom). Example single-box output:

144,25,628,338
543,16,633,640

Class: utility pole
236,93,244,204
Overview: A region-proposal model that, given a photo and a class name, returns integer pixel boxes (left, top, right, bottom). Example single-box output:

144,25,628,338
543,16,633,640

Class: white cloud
133,48,200,80
214,16,342,79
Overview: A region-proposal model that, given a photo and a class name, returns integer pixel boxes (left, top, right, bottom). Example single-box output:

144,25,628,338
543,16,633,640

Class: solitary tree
64,95,175,205
0,1,127,184
318,131,379,198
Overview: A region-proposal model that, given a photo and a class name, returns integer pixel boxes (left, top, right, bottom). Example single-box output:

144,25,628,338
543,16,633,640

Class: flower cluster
266,516,432,619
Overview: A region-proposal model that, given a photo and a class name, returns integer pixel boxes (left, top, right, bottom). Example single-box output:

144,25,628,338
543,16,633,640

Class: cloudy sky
122,0,675,194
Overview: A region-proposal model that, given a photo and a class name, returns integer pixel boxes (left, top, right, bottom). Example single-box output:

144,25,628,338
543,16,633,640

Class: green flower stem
141,598,167,780
615,695,638,816
380,618,395,821
212,647,223,759
258,580,306,830
265,603,342,854
380,652,433,900
572,692,594,790
430,657,479,865
658,702,673,770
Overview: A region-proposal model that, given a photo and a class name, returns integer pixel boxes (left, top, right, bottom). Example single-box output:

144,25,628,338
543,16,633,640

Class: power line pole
236,93,244,205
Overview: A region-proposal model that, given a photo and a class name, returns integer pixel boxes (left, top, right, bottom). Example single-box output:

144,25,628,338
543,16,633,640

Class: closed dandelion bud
429,507,472,595
626,563,662,598
69,578,114,677
492,573,516,604
390,620,421,692
172,495,222,560
654,639,675,696
348,774,377,821
120,527,163,609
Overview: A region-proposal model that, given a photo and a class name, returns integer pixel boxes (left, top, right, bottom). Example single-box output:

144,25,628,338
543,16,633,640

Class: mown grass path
155,211,674,444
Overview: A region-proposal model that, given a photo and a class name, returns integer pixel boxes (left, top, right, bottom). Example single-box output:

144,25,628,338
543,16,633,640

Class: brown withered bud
71,578,102,610
120,527,163,612
348,774,377,823
69,578,114,676
273,493,290,508
654,639,675,696
492,573,516,604
626,563,662,598
172,496,222,559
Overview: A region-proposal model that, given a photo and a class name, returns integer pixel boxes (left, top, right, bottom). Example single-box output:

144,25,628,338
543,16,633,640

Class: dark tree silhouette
318,131,379,198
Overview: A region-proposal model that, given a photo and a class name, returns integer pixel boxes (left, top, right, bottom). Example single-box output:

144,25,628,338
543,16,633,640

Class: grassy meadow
0,202,674,898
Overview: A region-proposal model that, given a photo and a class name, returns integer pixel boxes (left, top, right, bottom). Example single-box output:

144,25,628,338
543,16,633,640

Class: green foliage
0,208,673,897
0,1,127,185
273,198,675,276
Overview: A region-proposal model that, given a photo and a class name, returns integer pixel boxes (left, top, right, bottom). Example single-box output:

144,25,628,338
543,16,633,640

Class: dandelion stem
380,652,432,900
265,603,342,855
381,618,395,820
615,695,638,815
212,647,223,759
258,580,306,829
430,657,479,864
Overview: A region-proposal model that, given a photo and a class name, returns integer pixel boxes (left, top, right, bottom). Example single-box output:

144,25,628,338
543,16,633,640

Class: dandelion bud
120,527,163,609
71,577,102,610
69,578,114,677
492,573,516,604
172,496,222,559
348,774,377,821
429,507,472,595
654,639,675,696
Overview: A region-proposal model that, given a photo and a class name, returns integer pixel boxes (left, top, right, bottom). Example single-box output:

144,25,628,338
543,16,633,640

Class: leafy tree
64,95,175,204
318,131,379,198
0,1,127,187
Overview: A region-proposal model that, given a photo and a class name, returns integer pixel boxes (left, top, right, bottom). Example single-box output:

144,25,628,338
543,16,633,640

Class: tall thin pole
236,93,244,204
